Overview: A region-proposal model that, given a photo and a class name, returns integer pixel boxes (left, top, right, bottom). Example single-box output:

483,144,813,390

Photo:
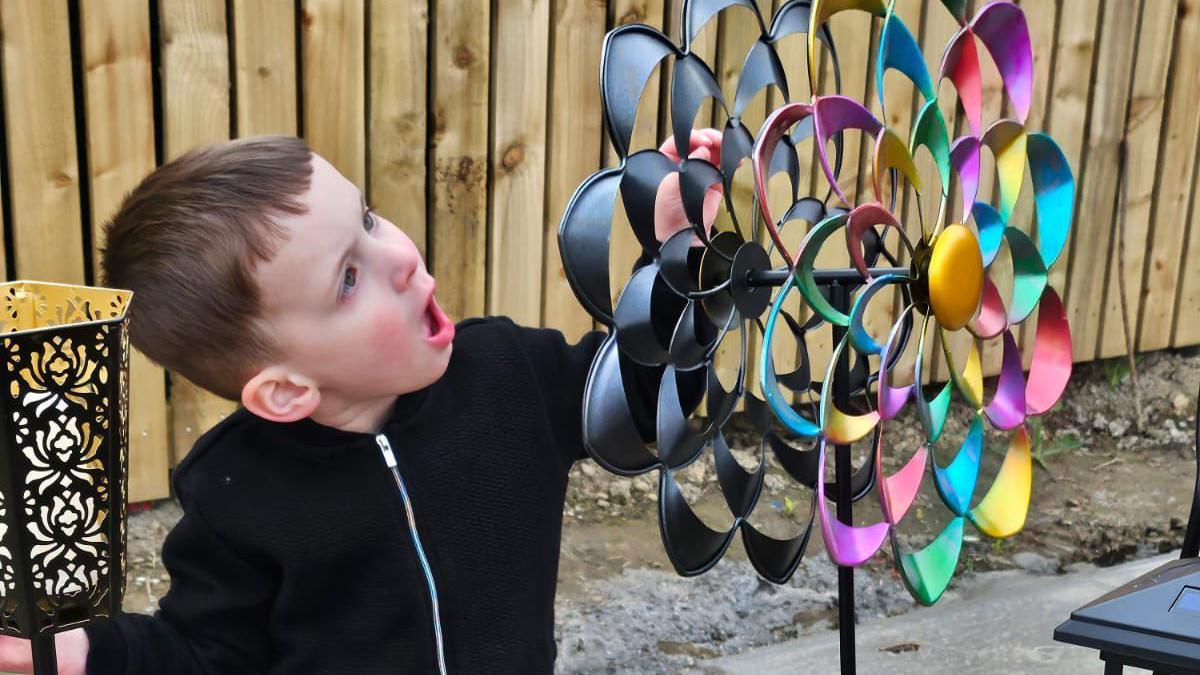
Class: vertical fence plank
488,0,550,326
301,0,365,187
429,0,490,322
80,0,170,502
1065,0,1142,362
1142,0,1200,351
232,0,297,137
1041,0,1100,355
542,0,605,342
0,0,85,283
1096,1,1175,359
1176,128,1200,343
159,0,236,464
368,0,427,254
1174,129,1200,346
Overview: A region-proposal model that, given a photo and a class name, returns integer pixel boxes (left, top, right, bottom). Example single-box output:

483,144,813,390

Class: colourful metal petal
911,99,952,196
849,273,908,354
753,102,813,268
1025,287,1073,416
971,1,1034,124
873,127,923,205
808,0,889,93
876,9,934,115
969,425,1032,538
982,330,1027,430
846,202,911,281
1026,132,1075,268
932,413,983,516
820,336,880,444
761,275,822,439
878,435,927,524
813,96,883,207
939,326,983,409
982,119,1028,224
939,27,982,136
1004,226,1049,324
816,438,890,566
939,0,969,25
971,201,1004,267
967,276,1008,339
950,136,981,222
878,307,915,420
913,315,953,443
896,517,964,606
795,213,852,326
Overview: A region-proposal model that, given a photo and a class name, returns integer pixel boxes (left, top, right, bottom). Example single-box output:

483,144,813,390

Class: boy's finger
687,147,712,164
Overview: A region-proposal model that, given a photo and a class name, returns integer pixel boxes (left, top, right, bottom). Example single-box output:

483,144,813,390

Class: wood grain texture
158,0,237,465
1174,106,1200,346
300,0,365,187
1142,0,1200,350
0,0,85,283
232,0,297,137
543,0,606,342
80,0,170,501
1064,0,1141,362
1097,0,1175,359
430,0,490,322
1041,0,1100,335
488,0,550,326
367,0,427,255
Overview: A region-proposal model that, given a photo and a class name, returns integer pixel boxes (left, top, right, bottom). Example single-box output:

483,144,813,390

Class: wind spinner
558,0,1074,609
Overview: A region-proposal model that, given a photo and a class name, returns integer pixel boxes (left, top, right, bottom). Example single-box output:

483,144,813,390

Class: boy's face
252,154,455,406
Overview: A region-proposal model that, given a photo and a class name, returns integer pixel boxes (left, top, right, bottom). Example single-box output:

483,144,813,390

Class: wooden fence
0,0,1197,501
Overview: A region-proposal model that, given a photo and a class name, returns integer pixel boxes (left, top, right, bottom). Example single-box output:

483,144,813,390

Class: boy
0,131,721,674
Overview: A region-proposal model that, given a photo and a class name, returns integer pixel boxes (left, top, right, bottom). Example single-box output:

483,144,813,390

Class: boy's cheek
368,306,416,363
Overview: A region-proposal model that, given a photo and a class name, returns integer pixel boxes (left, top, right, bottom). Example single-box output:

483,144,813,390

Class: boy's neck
308,394,398,435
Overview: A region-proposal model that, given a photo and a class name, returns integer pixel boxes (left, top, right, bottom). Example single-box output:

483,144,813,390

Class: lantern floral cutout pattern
757,0,1074,605
0,283,130,621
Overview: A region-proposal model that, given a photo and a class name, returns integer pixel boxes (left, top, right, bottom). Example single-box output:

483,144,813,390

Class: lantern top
0,281,131,336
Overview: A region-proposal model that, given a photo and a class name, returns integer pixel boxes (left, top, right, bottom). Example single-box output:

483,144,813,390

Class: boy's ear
241,367,320,423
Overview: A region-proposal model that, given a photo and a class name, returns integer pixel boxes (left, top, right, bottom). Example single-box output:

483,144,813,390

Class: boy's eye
363,209,376,233
340,266,358,298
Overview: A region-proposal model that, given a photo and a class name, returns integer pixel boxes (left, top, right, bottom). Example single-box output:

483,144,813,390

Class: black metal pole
745,266,909,288
829,282,856,675
31,632,56,675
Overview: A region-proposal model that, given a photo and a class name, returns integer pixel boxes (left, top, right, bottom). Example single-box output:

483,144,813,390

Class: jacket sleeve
508,321,608,471
84,473,275,674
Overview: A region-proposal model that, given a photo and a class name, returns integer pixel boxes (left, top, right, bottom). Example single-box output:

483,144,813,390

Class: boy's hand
0,629,88,675
655,128,725,244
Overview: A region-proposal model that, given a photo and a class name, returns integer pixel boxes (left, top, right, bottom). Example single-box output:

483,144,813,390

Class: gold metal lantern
0,281,131,674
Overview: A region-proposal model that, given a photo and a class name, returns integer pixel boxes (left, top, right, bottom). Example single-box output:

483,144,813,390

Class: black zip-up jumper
82,316,649,674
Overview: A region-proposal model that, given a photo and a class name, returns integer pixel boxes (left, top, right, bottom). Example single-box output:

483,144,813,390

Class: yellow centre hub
927,224,983,330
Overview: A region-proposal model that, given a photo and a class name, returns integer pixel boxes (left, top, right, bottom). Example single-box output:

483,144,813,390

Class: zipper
376,433,449,675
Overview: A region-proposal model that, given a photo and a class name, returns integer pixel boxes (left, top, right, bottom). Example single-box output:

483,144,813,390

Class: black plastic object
559,0,859,583
1053,384,1200,674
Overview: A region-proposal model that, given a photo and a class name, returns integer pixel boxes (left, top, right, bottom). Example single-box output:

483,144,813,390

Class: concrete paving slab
693,553,1177,674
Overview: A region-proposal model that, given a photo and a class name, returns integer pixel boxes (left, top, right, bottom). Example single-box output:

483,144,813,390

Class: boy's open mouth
422,291,454,347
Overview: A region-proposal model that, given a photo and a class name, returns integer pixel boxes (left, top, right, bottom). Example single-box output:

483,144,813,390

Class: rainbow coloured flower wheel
757,0,1075,605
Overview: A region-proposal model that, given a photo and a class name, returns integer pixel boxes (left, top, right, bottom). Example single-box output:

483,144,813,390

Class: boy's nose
388,245,419,292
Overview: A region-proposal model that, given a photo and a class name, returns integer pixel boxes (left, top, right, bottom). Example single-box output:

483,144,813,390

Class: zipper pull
376,434,398,468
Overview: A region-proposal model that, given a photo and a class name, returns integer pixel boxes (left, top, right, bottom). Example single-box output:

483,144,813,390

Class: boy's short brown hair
101,135,313,400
